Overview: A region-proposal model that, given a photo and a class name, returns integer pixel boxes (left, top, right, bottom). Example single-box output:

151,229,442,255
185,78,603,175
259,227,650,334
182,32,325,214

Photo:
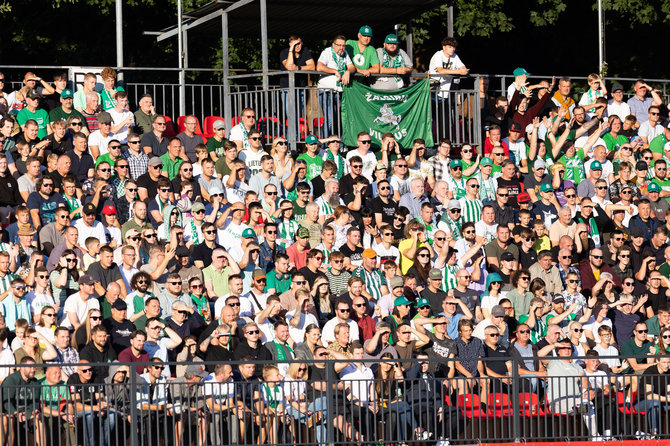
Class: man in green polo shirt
265,253,292,295
161,137,185,180
17,89,50,138
203,248,235,298
345,25,380,78
649,124,670,159
206,119,229,160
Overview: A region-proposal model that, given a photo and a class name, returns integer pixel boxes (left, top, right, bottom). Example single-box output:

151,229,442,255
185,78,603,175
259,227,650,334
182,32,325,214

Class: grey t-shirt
17,174,36,194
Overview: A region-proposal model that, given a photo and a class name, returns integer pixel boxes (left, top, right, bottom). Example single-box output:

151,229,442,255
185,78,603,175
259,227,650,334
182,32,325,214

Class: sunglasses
663,335,670,340
250,137,261,141
338,308,350,313
204,230,216,234
573,328,583,333
228,302,240,307
591,255,603,259
80,369,93,373
71,122,82,126
565,194,576,198
295,281,307,285
90,316,101,321
487,333,500,338
360,140,371,144
191,284,202,289
144,233,157,238
353,303,366,308
624,281,634,286
567,279,578,283
152,165,164,169
518,330,530,334
98,169,110,173
246,330,260,335
636,329,648,334
128,140,140,144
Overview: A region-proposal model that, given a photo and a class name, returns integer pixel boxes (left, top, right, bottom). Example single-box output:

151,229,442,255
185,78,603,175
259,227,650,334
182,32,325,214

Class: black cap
82,203,97,215
175,246,190,258
631,227,645,238
111,300,127,310
636,161,648,171
500,252,515,262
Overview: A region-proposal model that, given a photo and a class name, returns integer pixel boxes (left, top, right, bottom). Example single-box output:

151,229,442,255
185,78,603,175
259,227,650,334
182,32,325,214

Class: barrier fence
0,355,667,446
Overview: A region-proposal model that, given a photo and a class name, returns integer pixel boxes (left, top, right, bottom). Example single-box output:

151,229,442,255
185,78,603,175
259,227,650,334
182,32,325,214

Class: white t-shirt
241,291,268,318
475,220,498,242
607,100,631,121
108,108,134,143
584,158,614,184
203,374,235,404
428,51,464,97
25,291,55,316
285,309,319,345
345,149,378,181
88,130,113,156
229,123,251,150
238,148,265,181
321,318,360,346
73,219,107,247
638,121,664,143
503,137,527,167
317,48,353,91
221,175,248,204
61,294,100,328
119,265,139,292
389,174,410,198
216,218,248,262
104,225,122,246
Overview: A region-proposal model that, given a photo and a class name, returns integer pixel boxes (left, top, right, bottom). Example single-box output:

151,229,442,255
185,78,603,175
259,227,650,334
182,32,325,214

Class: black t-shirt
638,365,670,401
171,177,201,201
339,174,356,197
532,201,559,226
136,173,159,203
647,287,668,315
67,373,104,405
44,134,73,156
340,244,364,265
279,47,314,88
496,177,522,207
204,345,234,372
371,197,398,226
297,266,320,287
453,288,479,316
342,192,371,225
66,149,95,183
421,287,447,313
86,262,123,296
103,317,137,354
191,242,223,268
484,344,509,376
311,175,326,199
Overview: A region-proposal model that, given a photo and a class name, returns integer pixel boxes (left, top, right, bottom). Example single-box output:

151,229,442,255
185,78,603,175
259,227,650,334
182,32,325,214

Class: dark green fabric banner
341,78,433,149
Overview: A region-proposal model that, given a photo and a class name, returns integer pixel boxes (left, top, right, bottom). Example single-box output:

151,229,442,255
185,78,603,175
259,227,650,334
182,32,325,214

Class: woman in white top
34,306,57,343
271,137,293,180
102,207,123,246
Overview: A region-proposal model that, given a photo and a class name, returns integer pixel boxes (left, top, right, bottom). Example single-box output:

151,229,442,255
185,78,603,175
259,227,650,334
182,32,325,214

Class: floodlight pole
447,5,454,37
260,0,269,89
597,0,605,76
115,0,124,80
177,0,186,116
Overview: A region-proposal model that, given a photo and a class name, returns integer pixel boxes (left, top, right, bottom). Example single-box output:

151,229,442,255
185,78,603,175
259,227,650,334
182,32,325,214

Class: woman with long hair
294,324,322,361
72,309,103,350
655,327,670,354
407,246,431,290
311,276,333,324
399,220,433,275
14,327,57,378
270,137,293,179
358,207,380,249
375,353,426,442
158,204,183,242
383,297,412,345
49,249,82,309
282,361,326,442
480,272,503,319
101,207,122,246
34,306,57,343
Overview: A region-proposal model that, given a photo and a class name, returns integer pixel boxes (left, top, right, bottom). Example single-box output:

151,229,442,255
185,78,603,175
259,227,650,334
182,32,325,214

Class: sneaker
436,440,451,446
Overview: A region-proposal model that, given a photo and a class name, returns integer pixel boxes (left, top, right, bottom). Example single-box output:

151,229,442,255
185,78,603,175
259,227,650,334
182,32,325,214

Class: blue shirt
2,295,32,331
398,193,429,219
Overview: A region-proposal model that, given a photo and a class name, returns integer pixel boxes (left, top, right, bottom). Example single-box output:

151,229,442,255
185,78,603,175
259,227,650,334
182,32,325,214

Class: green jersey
296,153,323,180
345,40,380,70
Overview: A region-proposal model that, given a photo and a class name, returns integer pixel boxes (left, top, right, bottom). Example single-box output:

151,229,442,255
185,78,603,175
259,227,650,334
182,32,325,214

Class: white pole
115,0,124,80
598,0,604,76
177,0,186,116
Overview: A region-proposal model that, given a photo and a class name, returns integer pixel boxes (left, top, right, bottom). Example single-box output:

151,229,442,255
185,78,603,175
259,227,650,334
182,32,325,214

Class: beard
327,193,340,208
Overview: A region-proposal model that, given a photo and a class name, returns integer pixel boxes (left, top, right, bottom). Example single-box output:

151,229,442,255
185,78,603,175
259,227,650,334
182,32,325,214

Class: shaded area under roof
159,0,443,40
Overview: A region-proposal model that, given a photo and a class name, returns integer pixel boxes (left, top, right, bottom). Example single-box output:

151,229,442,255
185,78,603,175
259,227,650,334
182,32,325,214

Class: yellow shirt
398,238,428,275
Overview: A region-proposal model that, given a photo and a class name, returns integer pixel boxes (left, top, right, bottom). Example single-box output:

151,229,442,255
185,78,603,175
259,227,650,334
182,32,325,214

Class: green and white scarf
381,50,404,82
332,48,347,87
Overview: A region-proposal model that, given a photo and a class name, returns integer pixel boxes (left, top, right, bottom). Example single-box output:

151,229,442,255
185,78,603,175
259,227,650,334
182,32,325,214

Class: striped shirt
315,195,344,221
325,268,352,297
446,175,467,199
443,264,459,291
459,197,483,223
438,215,462,241
0,270,17,297
477,174,497,203
352,266,386,302
277,219,300,249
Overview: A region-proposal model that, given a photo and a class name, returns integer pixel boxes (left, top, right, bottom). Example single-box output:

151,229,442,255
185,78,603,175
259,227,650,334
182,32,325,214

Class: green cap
480,157,493,167
648,182,662,192
540,183,554,193
60,89,74,99
415,297,430,308
384,34,399,44
296,227,310,239
305,134,319,145
359,25,373,37
450,159,463,169
394,296,412,307
590,160,603,171
242,228,256,238
513,67,530,77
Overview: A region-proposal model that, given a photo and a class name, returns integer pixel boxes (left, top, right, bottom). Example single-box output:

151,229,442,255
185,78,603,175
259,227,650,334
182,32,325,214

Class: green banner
341,78,433,149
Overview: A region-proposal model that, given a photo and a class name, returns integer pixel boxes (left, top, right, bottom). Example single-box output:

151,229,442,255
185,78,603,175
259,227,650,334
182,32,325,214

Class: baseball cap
25,89,40,99
125,229,140,239
552,295,565,304
429,268,442,280
533,158,546,170
191,202,206,213
501,252,515,262
590,160,603,171
510,122,523,133
448,199,461,210
648,182,662,192
82,203,97,215
480,157,493,167
305,134,319,145
97,111,112,125
611,83,624,92
385,34,399,44
389,276,404,290
635,160,648,171
112,300,127,311
252,269,267,280
296,227,310,239
78,274,95,286
148,157,163,167
185,364,207,379
60,89,74,99
540,183,554,193
450,159,463,169
513,67,530,77
517,192,531,203
394,296,412,307
209,185,224,196
491,305,506,318
359,25,373,37
376,162,387,171
175,246,190,258
631,227,645,238
102,205,117,215
415,297,430,308
362,249,377,259
242,228,256,238
213,119,225,130
618,295,634,305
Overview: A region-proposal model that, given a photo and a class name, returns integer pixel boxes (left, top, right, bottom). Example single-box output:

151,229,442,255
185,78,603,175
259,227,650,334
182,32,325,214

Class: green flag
341,78,433,149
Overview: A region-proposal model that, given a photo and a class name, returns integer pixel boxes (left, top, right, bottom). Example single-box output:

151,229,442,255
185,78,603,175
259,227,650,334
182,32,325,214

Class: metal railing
0,355,666,446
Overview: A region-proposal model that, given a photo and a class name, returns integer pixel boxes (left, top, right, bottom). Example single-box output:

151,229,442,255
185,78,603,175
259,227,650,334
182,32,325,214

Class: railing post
129,364,138,446
511,356,521,442
287,71,297,148
326,360,335,446
474,74,482,153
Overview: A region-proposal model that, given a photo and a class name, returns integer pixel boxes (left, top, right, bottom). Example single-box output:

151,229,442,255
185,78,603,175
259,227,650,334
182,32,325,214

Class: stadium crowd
0,26,670,445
